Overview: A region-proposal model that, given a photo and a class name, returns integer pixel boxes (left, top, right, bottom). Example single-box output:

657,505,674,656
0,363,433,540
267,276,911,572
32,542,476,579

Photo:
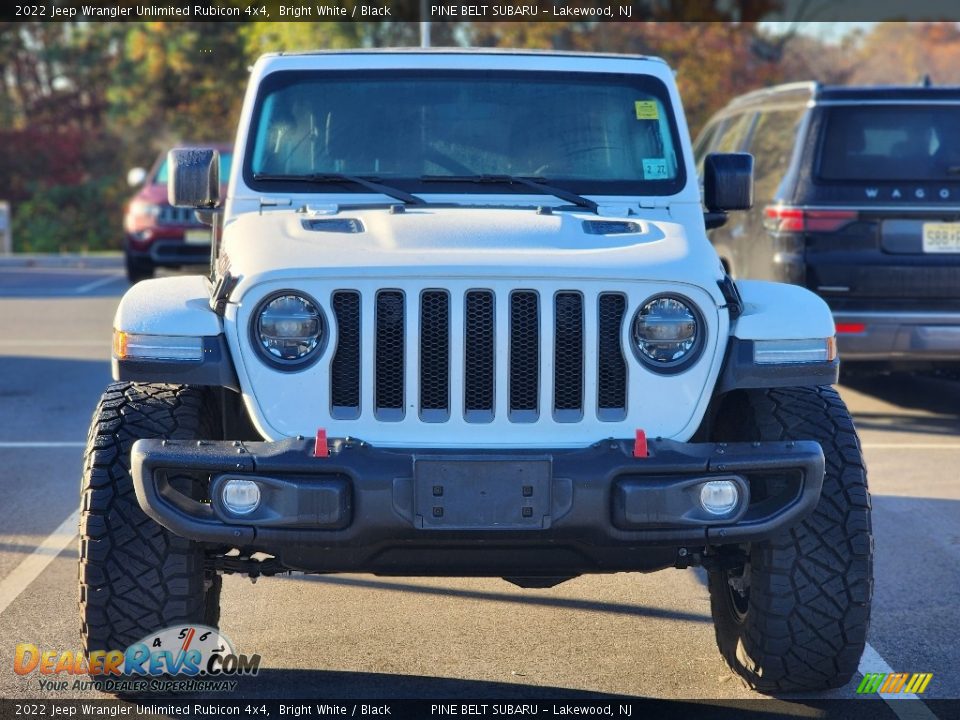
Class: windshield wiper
420,174,599,213
252,172,425,206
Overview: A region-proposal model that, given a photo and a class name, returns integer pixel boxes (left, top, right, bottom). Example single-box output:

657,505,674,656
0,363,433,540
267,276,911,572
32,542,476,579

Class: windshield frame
241,69,688,199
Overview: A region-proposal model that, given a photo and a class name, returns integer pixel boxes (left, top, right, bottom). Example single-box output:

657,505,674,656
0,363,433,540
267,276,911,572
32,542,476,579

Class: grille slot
157,205,196,225
598,293,627,420
420,290,450,421
554,292,584,421
464,291,495,423
509,291,540,422
375,290,405,420
331,291,361,418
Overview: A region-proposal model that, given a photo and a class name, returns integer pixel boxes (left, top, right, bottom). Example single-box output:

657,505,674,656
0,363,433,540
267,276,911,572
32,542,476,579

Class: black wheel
708,386,873,692
125,254,154,283
79,383,221,657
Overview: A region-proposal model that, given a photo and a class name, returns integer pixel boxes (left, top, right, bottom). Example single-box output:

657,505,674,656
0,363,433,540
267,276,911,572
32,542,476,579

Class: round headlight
633,296,701,370
254,292,324,366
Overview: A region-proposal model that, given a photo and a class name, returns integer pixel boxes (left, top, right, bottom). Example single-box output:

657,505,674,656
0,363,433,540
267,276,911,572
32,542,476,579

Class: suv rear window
818,105,960,182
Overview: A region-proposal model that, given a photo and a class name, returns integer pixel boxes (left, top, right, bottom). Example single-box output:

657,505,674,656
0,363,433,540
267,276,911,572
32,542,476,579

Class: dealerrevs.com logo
14,625,260,693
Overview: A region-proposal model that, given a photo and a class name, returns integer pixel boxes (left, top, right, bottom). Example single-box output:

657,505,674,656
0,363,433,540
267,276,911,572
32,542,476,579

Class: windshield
818,105,960,182
244,70,686,196
154,152,233,184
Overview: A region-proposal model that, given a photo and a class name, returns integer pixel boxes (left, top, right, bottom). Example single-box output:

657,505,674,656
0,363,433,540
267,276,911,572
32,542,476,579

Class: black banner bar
5,0,960,23
1,699,959,720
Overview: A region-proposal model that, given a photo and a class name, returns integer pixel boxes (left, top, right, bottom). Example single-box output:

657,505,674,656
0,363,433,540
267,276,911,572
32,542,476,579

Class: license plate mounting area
413,457,552,530
922,222,960,253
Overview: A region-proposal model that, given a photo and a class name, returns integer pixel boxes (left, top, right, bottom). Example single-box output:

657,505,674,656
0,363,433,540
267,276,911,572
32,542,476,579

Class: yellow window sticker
635,100,659,120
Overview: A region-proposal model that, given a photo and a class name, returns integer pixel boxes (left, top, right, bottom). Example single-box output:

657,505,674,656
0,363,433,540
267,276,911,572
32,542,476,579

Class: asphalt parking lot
0,264,957,717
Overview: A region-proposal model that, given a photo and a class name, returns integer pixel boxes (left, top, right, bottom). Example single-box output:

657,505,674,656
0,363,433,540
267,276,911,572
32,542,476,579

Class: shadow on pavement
287,574,712,624
219,668,628,699
841,372,960,436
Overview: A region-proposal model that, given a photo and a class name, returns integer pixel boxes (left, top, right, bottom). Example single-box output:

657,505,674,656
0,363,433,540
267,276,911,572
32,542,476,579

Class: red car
123,145,232,282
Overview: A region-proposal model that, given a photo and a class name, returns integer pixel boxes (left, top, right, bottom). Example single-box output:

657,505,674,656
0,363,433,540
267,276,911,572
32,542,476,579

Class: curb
0,254,123,269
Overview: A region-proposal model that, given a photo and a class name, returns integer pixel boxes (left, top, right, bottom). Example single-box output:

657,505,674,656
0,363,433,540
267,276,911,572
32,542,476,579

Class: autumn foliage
1,20,959,251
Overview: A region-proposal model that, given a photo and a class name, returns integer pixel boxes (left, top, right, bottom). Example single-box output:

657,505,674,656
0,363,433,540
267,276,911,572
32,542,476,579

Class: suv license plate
184,229,209,245
922,223,960,253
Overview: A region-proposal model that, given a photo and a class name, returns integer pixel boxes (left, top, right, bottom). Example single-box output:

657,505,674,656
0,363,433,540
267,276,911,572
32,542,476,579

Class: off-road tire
708,386,873,693
79,383,221,656
124,254,154,284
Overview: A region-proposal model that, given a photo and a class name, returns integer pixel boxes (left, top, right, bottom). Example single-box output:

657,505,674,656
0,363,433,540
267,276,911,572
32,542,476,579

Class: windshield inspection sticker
635,101,660,120
643,158,669,179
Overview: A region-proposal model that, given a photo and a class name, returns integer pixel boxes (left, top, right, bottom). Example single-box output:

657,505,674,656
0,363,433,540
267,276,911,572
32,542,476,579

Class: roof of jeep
722,80,960,111
260,48,667,65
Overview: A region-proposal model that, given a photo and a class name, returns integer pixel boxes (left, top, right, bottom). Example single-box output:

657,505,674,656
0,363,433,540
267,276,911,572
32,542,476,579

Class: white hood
222,205,724,301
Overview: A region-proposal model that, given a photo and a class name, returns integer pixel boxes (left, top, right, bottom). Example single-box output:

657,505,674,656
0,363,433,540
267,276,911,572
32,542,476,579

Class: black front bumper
131,437,824,576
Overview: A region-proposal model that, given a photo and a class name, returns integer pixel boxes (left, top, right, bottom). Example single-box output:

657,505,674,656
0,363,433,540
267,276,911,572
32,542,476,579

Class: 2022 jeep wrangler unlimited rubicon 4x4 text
80,51,872,693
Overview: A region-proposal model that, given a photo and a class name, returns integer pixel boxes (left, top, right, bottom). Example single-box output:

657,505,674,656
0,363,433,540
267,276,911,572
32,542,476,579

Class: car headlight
632,295,703,371
128,200,162,219
253,292,324,367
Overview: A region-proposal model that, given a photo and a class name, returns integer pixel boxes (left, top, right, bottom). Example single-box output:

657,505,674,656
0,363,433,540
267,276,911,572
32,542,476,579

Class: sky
760,22,876,43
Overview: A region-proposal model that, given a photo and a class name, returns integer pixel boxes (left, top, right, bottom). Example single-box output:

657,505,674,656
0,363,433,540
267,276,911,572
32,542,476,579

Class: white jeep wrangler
80,50,872,693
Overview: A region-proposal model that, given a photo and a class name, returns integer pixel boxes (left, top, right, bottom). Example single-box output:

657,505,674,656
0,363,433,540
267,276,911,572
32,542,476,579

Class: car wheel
707,386,873,692
125,255,154,283
79,383,222,658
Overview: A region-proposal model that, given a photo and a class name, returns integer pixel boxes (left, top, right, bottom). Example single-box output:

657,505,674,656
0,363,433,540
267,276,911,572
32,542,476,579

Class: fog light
700,480,739,516
222,479,261,515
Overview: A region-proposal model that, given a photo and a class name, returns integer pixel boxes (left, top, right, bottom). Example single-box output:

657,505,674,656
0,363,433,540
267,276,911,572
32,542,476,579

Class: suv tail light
764,206,858,233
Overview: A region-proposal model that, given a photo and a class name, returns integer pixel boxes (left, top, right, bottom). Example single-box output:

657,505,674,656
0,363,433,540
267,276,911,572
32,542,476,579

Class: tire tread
709,386,873,693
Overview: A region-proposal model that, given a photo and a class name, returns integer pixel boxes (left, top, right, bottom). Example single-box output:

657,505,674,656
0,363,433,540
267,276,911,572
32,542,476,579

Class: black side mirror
168,148,220,208
703,153,753,212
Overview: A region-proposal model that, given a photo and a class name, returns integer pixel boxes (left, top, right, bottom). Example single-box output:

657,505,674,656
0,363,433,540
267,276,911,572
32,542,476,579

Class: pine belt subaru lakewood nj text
80,50,872,694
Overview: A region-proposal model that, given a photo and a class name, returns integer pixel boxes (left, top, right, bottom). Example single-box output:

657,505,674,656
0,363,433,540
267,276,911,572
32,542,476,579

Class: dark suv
696,82,960,367
123,145,232,282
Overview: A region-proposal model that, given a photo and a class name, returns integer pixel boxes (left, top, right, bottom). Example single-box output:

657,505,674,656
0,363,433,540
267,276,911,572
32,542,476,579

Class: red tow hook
313,428,330,458
633,429,648,459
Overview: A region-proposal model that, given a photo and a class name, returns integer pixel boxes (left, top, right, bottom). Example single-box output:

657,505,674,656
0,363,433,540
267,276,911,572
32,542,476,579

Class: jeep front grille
328,287,627,423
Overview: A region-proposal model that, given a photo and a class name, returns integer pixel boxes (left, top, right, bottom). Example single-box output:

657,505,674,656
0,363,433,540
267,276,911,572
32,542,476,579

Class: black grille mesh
375,291,405,416
598,293,627,415
464,291,495,417
554,293,584,414
331,291,361,413
420,291,450,416
509,291,539,417
328,288,629,423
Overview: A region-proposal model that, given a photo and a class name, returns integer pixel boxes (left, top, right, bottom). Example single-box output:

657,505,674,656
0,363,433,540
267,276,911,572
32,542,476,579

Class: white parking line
861,443,960,450
0,510,79,616
0,442,86,448
74,275,123,293
858,642,939,720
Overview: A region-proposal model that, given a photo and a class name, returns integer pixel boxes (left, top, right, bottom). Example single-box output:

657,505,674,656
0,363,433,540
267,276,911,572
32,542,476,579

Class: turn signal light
112,330,204,362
